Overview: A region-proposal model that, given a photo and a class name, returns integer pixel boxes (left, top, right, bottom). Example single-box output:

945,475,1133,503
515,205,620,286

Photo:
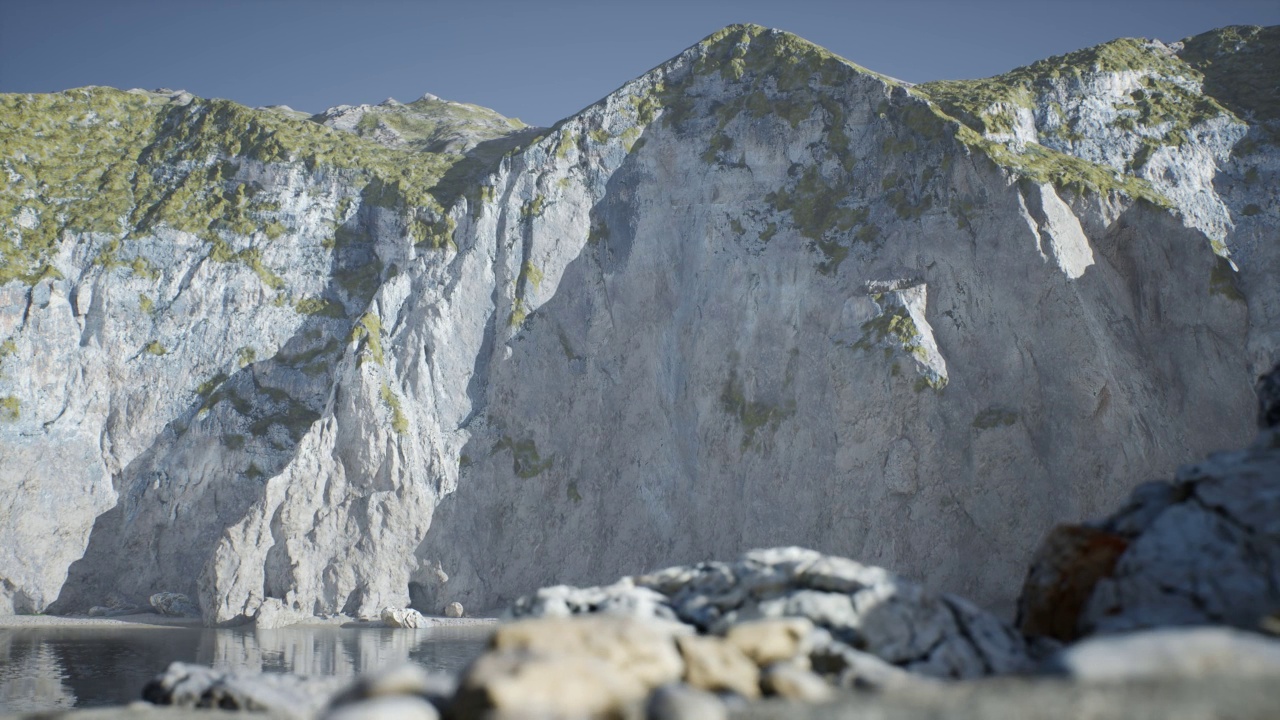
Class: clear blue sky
2,0,1277,127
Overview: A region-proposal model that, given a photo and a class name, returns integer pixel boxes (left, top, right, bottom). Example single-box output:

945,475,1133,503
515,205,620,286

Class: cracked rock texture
0,24,1276,622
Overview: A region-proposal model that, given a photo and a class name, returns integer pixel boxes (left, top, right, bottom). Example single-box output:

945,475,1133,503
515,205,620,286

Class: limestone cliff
0,24,1274,623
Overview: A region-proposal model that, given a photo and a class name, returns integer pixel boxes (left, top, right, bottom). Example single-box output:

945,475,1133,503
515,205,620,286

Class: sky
1,0,1277,127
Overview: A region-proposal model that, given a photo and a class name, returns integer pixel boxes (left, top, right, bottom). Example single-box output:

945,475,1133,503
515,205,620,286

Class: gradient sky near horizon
2,0,1277,127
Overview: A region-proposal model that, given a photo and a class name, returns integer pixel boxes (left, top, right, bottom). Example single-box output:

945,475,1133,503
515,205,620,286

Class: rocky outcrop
1018,363,1280,638
508,547,1034,680
1,24,1276,623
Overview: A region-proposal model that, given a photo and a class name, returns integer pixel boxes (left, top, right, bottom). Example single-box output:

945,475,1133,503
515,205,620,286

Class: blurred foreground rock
1018,363,1280,639
141,662,344,719
509,547,1035,680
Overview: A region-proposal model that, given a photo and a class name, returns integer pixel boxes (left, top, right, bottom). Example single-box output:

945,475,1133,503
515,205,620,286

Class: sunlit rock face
0,24,1274,622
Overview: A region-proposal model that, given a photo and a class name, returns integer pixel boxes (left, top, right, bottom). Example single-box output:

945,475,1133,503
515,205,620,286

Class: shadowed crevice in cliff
432,127,548,209
48,200,393,616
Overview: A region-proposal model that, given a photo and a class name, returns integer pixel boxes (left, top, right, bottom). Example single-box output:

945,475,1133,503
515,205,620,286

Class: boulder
445,601,464,618
149,592,199,618
381,606,429,629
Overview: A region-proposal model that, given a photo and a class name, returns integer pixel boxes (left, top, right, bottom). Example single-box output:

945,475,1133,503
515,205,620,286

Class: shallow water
0,624,490,713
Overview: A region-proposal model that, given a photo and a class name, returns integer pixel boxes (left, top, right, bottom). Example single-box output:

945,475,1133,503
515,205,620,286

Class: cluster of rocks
379,601,465,629
508,546,1036,682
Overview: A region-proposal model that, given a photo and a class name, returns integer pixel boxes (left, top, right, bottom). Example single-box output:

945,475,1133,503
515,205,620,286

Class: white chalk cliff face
0,24,1275,623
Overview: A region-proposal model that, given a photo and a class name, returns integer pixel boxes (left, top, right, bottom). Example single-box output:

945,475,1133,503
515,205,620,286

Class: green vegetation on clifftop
0,86,466,287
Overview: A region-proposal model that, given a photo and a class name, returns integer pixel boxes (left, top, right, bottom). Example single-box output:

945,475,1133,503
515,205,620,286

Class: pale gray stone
254,597,310,629
1047,627,1280,681
149,593,199,618
381,606,429,629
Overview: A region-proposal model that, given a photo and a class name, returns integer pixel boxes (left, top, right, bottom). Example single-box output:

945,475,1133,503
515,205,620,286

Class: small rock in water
445,601,464,618
381,606,429,628
149,591,198,618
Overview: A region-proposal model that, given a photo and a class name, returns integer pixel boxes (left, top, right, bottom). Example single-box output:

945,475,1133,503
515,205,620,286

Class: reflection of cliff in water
0,625,489,712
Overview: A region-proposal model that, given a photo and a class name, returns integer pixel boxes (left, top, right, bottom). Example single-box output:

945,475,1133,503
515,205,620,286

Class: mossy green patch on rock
719,365,795,450
509,298,528,328
294,296,345,318
207,239,285,290
380,381,409,435
496,436,553,478
854,304,921,355
1,85,464,288
350,312,385,366
765,166,868,273
143,340,167,356
196,372,228,400
0,395,19,422
520,194,546,220
520,260,544,292
410,213,456,251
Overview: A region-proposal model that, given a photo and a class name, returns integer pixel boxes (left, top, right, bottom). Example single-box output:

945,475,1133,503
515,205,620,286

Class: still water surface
0,624,490,713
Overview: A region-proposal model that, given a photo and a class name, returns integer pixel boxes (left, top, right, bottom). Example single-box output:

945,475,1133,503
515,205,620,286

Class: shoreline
0,612,498,630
